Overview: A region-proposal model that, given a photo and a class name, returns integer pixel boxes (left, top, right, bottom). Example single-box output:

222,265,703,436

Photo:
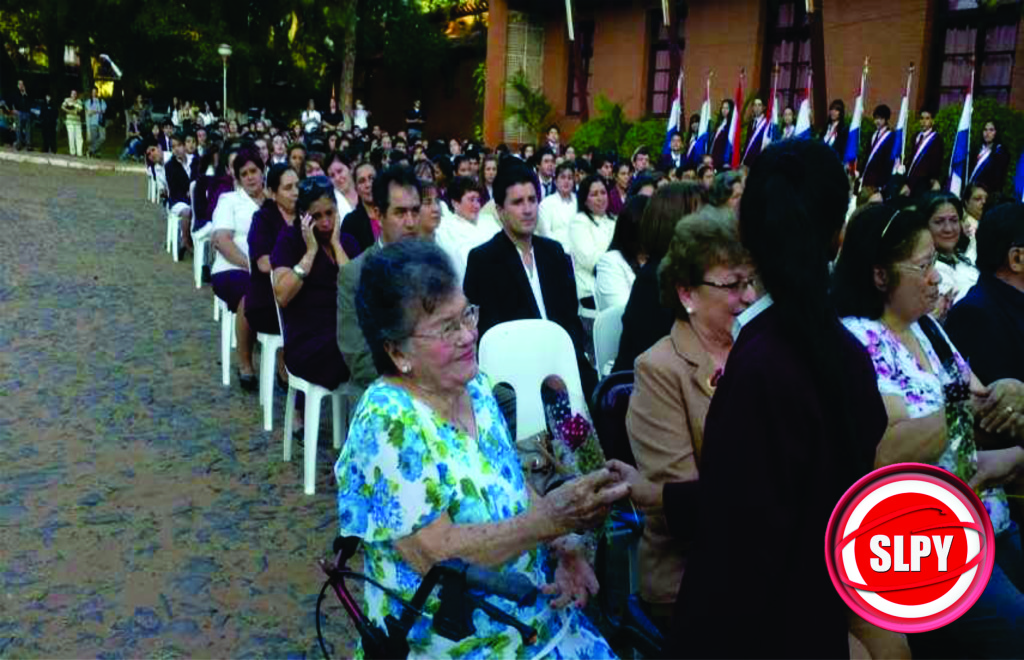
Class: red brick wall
682,0,767,112
822,0,932,116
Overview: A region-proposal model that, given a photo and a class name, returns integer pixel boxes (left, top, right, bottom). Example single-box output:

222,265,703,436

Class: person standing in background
62,90,84,157
406,99,425,141
41,92,59,154
85,88,107,158
13,80,32,151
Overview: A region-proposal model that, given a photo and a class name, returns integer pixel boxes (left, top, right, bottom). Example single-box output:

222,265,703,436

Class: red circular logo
825,463,995,633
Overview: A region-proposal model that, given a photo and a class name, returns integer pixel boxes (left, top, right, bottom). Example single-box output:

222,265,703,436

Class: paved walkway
0,161,356,658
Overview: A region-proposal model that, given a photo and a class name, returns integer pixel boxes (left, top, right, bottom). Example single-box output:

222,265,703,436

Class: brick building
483,0,1024,146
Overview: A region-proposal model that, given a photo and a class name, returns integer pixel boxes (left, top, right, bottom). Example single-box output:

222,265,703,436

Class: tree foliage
504,69,554,143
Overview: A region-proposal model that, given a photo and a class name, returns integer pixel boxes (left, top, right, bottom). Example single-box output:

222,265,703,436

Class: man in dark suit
741,98,768,168
464,162,597,397
658,132,686,173
165,132,195,255
860,104,894,192
905,108,945,196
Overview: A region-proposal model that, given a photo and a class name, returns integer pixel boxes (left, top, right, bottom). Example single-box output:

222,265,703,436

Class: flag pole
565,0,574,41
900,64,914,166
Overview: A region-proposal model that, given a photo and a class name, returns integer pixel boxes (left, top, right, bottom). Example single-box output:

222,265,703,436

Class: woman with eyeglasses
334,239,625,660
833,203,1024,658
623,205,757,631
270,176,351,392
922,191,979,319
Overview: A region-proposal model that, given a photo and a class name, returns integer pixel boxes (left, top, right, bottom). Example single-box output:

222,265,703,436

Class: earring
685,306,694,314
401,363,411,374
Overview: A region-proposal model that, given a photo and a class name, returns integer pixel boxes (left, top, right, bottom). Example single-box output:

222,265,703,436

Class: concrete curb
0,149,146,174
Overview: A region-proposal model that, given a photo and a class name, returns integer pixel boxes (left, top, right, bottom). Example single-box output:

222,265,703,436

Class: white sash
865,128,890,167
824,123,838,146
971,146,993,182
743,117,768,160
908,131,937,174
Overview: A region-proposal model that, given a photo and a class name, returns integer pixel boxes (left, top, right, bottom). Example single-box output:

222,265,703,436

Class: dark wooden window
646,11,686,117
931,0,1021,108
567,21,595,116
762,0,813,111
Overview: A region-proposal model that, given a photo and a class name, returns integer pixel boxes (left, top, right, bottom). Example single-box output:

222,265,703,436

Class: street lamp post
217,44,232,119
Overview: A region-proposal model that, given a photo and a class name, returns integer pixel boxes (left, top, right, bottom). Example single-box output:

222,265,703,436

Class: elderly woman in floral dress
334,239,626,659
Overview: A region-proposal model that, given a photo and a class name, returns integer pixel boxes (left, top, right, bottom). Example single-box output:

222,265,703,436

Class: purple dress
246,200,287,335
269,224,349,389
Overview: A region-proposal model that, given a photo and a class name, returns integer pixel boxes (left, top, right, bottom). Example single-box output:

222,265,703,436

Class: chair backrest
479,319,586,441
593,280,606,312
593,303,626,378
590,370,637,466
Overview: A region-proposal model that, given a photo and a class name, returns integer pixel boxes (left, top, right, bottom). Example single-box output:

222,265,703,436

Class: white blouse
935,256,979,303
537,193,577,249
595,250,637,310
568,212,616,300
211,190,260,275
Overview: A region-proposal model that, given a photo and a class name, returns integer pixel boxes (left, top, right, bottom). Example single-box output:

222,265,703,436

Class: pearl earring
401,364,411,374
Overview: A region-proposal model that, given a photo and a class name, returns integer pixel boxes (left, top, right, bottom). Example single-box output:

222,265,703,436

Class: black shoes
238,369,258,392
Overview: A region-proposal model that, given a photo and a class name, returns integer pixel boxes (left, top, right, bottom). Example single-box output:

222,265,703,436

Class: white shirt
354,107,369,130
516,241,547,320
935,256,979,304
211,190,260,275
301,109,322,132
594,250,636,311
732,293,773,340
537,193,577,249
198,111,215,127
568,212,616,300
435,212,500,285
334,190,355,219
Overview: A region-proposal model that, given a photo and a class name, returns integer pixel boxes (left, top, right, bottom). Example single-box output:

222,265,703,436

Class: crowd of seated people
141,94,1024,659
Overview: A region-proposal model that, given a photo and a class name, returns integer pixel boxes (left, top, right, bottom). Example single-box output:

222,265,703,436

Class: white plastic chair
147,174,157,204
273,275,352,495
257,331,284,431
165,209,180,262
478,320,586,441
217,298,235,386
593,303,626,378
189,181,210,289
213,293,221,322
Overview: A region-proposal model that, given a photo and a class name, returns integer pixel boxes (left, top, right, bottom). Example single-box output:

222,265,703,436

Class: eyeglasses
298,175,332,194
410,305,480,344
701,276,758,294
895,252,939,276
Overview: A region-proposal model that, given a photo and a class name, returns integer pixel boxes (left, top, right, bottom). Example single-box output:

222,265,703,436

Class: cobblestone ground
0,161,358,659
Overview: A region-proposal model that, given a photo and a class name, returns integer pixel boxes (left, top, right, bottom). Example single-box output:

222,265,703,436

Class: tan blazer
626,319,717,605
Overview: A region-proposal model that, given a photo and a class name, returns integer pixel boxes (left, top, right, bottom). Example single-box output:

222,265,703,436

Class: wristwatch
293,264,308,280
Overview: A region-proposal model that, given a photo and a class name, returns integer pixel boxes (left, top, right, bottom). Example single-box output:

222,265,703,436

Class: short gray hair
355,240,459,375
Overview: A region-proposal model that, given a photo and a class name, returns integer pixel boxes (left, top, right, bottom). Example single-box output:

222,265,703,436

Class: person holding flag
741,98,768,167
762,65,781,150
710,98,735,171
824,100,848,158
906,108,945,196
681,113,702,170
861,105,895,192
970,120,1012,196
949,65,974,197
687,74,713,169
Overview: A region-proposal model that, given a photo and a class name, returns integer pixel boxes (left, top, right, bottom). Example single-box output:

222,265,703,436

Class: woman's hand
543,542,599,609
605,460,661,512
974,379,1024,435
300,213,317,255
537,468,629,537
969,447,1024,491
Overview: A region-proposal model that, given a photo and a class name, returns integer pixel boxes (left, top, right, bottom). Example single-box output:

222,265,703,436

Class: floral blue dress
334,373,615,660
842,317,1011,534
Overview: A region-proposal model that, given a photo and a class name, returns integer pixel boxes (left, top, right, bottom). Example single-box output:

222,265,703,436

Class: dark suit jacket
823,122,849,163
945,273,1024,385
970,143,1012,196
667,305,886,658
861,130,895,190
906,131,945,195
464,231,596,395
340,202,374,259
741,119,768,167
613,259,674,373
710,124,730,170
337,242,382,391
657,152,685,174
165,157,192,207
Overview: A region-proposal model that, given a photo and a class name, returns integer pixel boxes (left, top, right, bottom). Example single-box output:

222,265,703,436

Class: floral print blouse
333,373,614,660
842,317,1011,535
